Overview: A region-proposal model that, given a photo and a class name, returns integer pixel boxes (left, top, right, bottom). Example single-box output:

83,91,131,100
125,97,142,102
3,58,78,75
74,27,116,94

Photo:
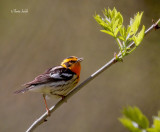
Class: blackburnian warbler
15,56,83,114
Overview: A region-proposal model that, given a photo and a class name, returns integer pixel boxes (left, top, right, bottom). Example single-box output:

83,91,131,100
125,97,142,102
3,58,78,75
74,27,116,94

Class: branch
26,19,160,132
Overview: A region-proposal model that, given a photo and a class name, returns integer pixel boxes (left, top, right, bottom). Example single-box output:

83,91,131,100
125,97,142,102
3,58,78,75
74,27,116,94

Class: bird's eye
70,60,76,63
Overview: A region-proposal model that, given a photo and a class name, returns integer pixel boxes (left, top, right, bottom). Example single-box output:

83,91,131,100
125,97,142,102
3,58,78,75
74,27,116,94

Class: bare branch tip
152,19,160,30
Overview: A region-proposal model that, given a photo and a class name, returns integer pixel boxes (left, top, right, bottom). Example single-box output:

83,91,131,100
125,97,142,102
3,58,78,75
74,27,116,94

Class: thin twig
26,19,160,132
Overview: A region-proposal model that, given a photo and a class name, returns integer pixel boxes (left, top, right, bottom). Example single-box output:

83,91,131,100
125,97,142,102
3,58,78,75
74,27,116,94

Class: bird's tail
14,88,29,94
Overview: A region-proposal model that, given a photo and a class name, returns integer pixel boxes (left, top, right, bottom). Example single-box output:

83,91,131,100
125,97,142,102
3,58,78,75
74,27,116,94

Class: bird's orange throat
70,62,81,76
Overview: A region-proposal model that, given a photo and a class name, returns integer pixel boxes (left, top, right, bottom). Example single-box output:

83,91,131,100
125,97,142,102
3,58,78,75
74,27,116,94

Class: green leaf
94,8,123,38
118,36,124,41
121,106,149,129
126,25,131,37
108,8,113,18
132,25,145,46
112,8,117,18
130,12,143,35
100,30,114,36
113,19,119,31
119,26,126,40
114,25,122,37
119,118,142,132
116,12,123,25
147,114,160,132
94,15,110,31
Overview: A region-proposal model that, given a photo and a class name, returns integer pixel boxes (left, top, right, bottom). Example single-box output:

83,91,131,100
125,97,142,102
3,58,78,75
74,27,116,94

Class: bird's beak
77,57,83,62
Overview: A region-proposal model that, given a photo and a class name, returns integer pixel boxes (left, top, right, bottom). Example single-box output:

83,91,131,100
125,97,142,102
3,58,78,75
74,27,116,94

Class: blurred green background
0,0,160,132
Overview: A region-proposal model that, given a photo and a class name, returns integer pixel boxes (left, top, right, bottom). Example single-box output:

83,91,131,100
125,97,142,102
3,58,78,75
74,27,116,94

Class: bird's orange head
61,56,83,76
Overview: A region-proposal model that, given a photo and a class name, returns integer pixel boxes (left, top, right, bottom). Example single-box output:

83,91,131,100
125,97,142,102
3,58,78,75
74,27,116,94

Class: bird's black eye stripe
64,61,76,66
70,60,76,63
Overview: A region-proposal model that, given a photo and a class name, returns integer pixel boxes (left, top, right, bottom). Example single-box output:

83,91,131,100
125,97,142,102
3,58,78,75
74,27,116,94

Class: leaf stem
116,38,123,50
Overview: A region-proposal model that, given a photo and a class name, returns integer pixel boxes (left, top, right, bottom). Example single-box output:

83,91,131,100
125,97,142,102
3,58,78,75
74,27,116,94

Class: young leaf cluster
94,8,145,58
120,106,160,132
148,113,160,132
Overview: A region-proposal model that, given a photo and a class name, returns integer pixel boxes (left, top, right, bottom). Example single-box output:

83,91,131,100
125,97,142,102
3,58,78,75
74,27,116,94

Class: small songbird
15,56,83,114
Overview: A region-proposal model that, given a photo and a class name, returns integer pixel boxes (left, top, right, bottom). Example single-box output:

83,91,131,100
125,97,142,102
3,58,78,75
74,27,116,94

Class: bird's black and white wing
14,66,75,94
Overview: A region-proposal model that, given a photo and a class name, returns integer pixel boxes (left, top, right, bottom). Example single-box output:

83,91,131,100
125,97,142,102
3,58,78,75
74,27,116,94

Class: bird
15,56,83,115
